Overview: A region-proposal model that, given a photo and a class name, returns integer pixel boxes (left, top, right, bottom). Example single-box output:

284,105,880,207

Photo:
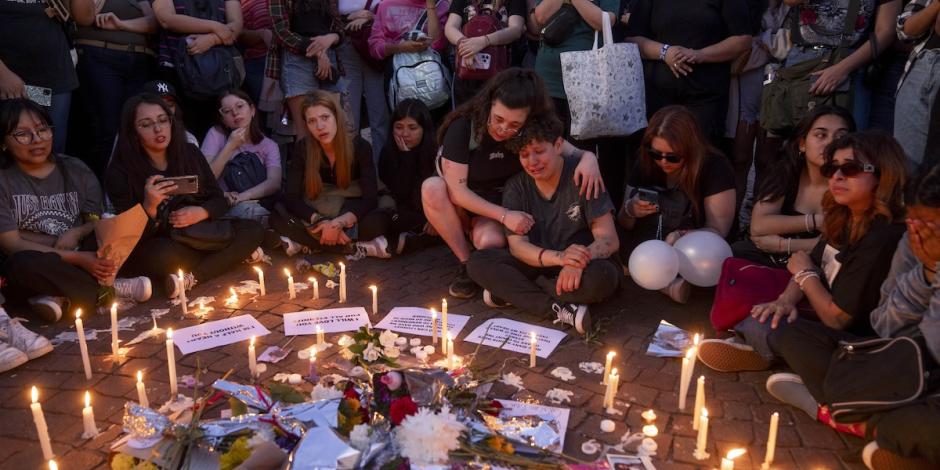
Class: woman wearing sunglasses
617,105,736,303
697,131,908,373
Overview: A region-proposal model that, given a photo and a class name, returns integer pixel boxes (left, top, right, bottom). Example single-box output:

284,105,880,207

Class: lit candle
678,346,697,410
441,299,448,354
693,333,701,347
761,412,779,470
316,324,325,345
254,266,266,296
693,375,706,430
136,371,149,408
693,408,710,460
446,332,454,368
30,386,53,460
309,277,319,300
284,268,296,300
166,328,177,396
75,310,92,380
338,262,347,303
81,391,98,438
370,285,378,315
603,367,619,409
226,287,238,307
721,449,746,470
308,348,319,382
110,302,119,359
178,269,188,315
430,308,438,344
603,350,615,385
529,331,537,368
642,409,658,437
248,336,258,379
48,460,58,470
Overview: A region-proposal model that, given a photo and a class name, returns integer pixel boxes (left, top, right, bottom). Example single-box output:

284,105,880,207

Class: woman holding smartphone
106,93,264,299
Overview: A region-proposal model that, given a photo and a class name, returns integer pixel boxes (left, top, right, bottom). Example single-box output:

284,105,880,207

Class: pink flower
380,371,403,391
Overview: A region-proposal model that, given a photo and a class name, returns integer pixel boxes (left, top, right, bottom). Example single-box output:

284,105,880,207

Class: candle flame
607,350,616,359
284,268,291,276
447,332,452,341
167,328,173,339
611,367,618,377
230,287,236,295
137,371,143,382
308,277,316,284
338,262,345,268
178,269,183,278
642,424,659,437
75,309,82,319
370,285,377,292
250,336,256,346
701,408,708,418
48,460,58,470
726,449,746,460
31,386,38,403
685,346,697,360
112,302,117,310
84,391,91,408
309,348,317,360
430,308,436,317
442,298,447,306
254,266,264,276
693,333,701,346
530,331,536,342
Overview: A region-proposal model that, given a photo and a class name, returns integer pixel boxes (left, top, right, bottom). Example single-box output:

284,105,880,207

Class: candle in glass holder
309,277,319,300
430,308,438,344
693,408,710,460
285,269,296,299
248,336,258,378
136,371,149,408
761,412,779,469
81,391,98,438
529,331,537,367
720,449,746,470
338,262,347,303
75,310,92,380
178,269,188,315
167,328,178,396
253,266,266,296
30,386,53,460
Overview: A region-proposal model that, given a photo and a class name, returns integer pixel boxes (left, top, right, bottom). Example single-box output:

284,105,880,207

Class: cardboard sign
463,318,565,358
173,315,271,354
283,307,372,336
374,307,470,338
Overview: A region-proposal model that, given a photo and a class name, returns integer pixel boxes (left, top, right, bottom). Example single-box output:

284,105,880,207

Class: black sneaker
483,290,511,308
448,264,478,299
551,302,591,334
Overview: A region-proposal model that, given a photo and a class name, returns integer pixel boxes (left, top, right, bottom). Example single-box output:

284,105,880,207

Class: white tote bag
560,12,647,140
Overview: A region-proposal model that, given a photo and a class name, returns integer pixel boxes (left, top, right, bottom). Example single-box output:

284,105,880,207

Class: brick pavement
0,245,868,469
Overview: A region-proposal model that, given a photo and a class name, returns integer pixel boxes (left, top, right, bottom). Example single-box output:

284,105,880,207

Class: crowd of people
2,0,940,467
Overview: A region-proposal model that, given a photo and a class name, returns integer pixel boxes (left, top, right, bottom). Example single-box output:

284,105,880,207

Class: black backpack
222,151,267,193
173,0,245,100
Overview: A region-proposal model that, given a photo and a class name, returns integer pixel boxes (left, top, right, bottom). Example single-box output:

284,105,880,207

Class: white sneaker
0,309,53,360
765,373,818,419
114,276,152,302
27,296,66,322
348,236,391,261
0,342,28,373
166,272,196,299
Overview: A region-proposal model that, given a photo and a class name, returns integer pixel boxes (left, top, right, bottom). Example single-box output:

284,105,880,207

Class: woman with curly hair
698,130,908,372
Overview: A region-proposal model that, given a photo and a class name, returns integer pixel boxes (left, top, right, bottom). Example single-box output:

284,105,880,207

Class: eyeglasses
136,115,172,132
219,101,249,117
820,160,876,178
487,116,523,136
647,147,682,164
8,126,54,145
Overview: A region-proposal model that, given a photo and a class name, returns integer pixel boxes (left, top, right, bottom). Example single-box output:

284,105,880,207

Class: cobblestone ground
0,245,868,469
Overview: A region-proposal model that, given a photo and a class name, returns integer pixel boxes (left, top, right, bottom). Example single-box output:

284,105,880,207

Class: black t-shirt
624,0,750,93
503,158,615,251
810,220,906,336
291,0,335,36
447,0,526,26
440,116,521,202
0,0,78,93
378,142,436,213
627,153,735,236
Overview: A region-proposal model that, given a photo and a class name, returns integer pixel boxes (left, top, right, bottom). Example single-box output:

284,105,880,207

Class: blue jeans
895,50,940,167
50,92,71,154
76,45,156,173
338,42,388,166
734,315,779,361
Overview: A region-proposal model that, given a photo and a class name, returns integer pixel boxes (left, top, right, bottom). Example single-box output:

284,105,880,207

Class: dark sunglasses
647,147,682,164
820,160,876,178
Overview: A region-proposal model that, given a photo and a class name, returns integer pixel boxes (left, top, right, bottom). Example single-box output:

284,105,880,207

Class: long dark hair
437,68,554,145
215,89,264,145
112,93,202,193
913,163,940,207
757,106,856,202
0,98,53,168
389,99,435,156
638,106,719,221
821,131,907,248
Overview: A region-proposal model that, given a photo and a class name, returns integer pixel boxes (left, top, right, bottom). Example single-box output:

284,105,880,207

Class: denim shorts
281,49,340,98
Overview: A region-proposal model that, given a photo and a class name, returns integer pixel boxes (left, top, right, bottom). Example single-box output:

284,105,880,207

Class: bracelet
500,209,508,225
804,214,811,233
538,248,547,267
659,43,671,61
796,272,819,290
812,213,818,231
623,201,636,218
787,237,792,255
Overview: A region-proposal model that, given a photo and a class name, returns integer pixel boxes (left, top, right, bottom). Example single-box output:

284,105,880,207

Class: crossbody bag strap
831,0,861,61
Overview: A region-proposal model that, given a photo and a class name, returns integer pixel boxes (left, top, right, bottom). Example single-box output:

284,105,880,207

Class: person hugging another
467,115,620,334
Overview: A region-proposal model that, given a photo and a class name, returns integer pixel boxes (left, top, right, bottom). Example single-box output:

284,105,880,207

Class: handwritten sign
284,308,372,336
463,318,566,358
374,307,470,338
173,315,271,355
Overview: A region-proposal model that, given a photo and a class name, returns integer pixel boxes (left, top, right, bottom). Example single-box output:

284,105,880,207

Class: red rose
344,383,361,400
482,400,504,417
389,396,418,425
800,8,817,25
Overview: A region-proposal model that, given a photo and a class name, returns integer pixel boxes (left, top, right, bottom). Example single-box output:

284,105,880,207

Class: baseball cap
142,80,179,101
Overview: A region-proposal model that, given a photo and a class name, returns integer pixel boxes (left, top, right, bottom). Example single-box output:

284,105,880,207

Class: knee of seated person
581,260,620,299
421,177,450,211
467,248,507,275
236,218,265,243
6,250,61,270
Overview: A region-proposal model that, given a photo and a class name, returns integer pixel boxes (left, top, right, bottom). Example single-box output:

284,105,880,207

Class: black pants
120,219,264,295
0,250,99,318
467,248,620,317
269,208,390,254
731,238,788,269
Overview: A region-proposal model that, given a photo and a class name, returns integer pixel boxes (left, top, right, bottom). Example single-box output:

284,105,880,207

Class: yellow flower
111,454,136,470
485,436,515,454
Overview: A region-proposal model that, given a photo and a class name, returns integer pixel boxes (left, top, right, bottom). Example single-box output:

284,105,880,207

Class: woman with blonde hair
271,90,391,258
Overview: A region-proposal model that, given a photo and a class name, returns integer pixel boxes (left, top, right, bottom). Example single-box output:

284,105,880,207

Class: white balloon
673,231,733,287
628,240,680,290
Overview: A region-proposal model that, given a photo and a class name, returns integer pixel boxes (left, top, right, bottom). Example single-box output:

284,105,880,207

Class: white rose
363,343,381,362
350,424,372,451
379,330,399,349
383,345,401,359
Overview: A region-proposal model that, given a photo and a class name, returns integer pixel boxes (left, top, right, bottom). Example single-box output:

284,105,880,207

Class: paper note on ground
173,315,271,354
374,307,470,338
463,318,565,358
496,399,570,450
284,307,372,336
